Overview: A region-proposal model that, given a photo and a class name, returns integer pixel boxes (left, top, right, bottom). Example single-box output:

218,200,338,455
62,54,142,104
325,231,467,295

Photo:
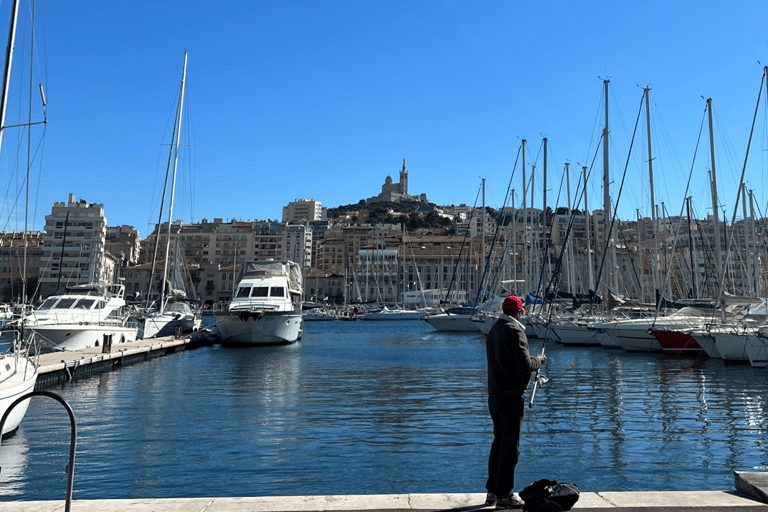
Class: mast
741,184,752,296
645,87,660,306
565,163,574,294
521,139,527,289
0,0,20,151
685,197,697,299
749,190,759,296
542,138,549,287
159,52,188,313
583,166,593,294
602,78,611,303
706,98,723,293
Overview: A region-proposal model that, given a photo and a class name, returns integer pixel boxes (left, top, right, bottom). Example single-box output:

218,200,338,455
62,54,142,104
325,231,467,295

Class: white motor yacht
2,283,137,354
214,260,304,345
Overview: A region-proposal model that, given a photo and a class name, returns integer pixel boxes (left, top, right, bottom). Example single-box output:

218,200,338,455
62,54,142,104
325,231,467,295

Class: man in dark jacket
485,295,546,509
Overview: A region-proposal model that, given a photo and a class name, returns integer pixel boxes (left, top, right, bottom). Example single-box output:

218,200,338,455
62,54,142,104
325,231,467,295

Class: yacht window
236,286,251,298
55,298,78,309
37,298,59,310
252,287,269,297
270,287,285,297
74,299,96,309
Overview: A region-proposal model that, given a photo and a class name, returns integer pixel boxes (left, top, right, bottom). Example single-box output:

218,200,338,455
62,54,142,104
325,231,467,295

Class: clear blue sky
2,0,768,238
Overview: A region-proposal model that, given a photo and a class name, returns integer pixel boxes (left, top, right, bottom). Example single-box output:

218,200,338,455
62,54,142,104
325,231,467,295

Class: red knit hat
502,295,525,313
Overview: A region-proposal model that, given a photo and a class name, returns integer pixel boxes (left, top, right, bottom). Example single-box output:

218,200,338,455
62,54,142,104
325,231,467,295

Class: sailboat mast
706,98,723,291
160,52,188,312
521,139,527,290
0,0,20,151
583,166,594,293
645,87,660,303
565,163,573,294
602,79,610,302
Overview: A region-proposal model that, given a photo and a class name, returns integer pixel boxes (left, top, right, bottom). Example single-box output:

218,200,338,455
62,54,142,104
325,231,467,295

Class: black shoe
485,492,497,506
495,493,523,509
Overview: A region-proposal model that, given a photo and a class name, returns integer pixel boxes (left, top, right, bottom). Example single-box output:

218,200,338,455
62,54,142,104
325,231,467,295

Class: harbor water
1,319,768,501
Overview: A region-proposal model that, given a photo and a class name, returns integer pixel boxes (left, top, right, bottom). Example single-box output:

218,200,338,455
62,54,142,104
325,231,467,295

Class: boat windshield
74,299,96,310
54,298,78,309
236,286,251,298
252,287,269,297
270,287,285,297
37,298,59,310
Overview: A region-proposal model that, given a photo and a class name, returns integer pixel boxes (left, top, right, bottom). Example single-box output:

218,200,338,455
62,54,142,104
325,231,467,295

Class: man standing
485,295,546,509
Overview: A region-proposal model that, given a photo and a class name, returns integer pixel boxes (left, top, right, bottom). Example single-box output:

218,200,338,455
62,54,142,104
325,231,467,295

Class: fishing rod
529,167,589,408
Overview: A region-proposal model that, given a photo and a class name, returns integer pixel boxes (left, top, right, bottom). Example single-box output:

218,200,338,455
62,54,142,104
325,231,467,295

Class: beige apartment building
39,194,113,298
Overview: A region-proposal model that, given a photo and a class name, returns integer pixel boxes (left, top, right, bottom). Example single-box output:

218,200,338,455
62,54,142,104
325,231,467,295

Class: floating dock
31,329,216,391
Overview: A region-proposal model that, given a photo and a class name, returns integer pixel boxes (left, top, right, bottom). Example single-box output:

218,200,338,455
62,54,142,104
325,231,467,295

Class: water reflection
0,429,28,496
4,322,768,501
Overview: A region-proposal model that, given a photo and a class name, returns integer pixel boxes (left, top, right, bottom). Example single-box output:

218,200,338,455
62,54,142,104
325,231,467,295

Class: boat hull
363,310,427,320
652,329,706,357
0,355,37,438
423,313,479,332
746,334,768,368
25,324,138,353
139,313,201,339
215,310,303,345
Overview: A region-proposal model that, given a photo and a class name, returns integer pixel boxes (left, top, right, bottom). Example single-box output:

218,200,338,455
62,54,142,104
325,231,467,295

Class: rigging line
441,179,484,305
655,99,707,317
473,144,521,306
713,67,767,317
591,90,645,313
529,159,567,317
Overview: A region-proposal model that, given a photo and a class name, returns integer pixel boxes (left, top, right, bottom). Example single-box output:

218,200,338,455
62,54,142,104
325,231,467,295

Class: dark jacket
486,314,542,396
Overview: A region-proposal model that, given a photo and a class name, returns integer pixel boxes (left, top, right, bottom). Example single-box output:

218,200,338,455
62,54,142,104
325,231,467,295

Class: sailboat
0,0,38,437
135,52,202,340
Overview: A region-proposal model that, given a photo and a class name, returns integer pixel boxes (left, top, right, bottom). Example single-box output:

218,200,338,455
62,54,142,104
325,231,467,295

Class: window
236,286,251,298
252,287,269,297
270,287,285,297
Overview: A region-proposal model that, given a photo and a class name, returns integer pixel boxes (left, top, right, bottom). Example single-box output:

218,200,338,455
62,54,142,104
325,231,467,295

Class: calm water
1,319,768,501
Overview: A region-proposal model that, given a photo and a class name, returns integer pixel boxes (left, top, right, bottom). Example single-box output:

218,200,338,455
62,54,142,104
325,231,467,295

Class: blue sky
1,0,768,237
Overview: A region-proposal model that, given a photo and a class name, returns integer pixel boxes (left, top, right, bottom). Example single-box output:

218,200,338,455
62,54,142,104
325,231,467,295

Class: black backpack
519,479,580,511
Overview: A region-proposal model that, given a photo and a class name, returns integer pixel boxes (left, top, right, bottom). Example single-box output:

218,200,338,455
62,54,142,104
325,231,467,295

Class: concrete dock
0,489,766,512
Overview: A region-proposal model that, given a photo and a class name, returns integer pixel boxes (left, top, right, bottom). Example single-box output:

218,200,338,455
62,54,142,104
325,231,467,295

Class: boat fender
120,335,125,344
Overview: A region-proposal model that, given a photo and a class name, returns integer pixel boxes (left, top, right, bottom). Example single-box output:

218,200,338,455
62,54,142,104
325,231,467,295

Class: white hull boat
214,260,304,346
713,330,750,363
216,310,303,344
138,301,202,339
4,283,138,353
689,331,722,359
0,352,37,438
363,307,428,321
423,307,479,332
746,329,768,368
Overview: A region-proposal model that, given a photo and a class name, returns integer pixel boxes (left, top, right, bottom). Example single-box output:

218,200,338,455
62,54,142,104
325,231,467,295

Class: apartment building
0,231,44,302
282,198,326,224
39,194,110,298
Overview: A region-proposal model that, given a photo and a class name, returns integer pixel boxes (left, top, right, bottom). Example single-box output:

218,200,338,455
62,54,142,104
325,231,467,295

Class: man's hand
536,354,547,365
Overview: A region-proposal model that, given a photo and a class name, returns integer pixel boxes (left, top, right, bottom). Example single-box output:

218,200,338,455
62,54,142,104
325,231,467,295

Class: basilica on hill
367,158,428,204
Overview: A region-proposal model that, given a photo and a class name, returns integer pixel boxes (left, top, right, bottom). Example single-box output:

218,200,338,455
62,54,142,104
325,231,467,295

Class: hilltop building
368,159,428,204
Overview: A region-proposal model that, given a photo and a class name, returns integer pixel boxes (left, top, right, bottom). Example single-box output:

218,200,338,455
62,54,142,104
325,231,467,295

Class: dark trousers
486,392,525,498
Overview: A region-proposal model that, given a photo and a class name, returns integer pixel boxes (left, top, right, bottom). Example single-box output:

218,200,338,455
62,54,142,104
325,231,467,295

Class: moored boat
423,306,479,332
214,260,304,345
2,283,137,353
